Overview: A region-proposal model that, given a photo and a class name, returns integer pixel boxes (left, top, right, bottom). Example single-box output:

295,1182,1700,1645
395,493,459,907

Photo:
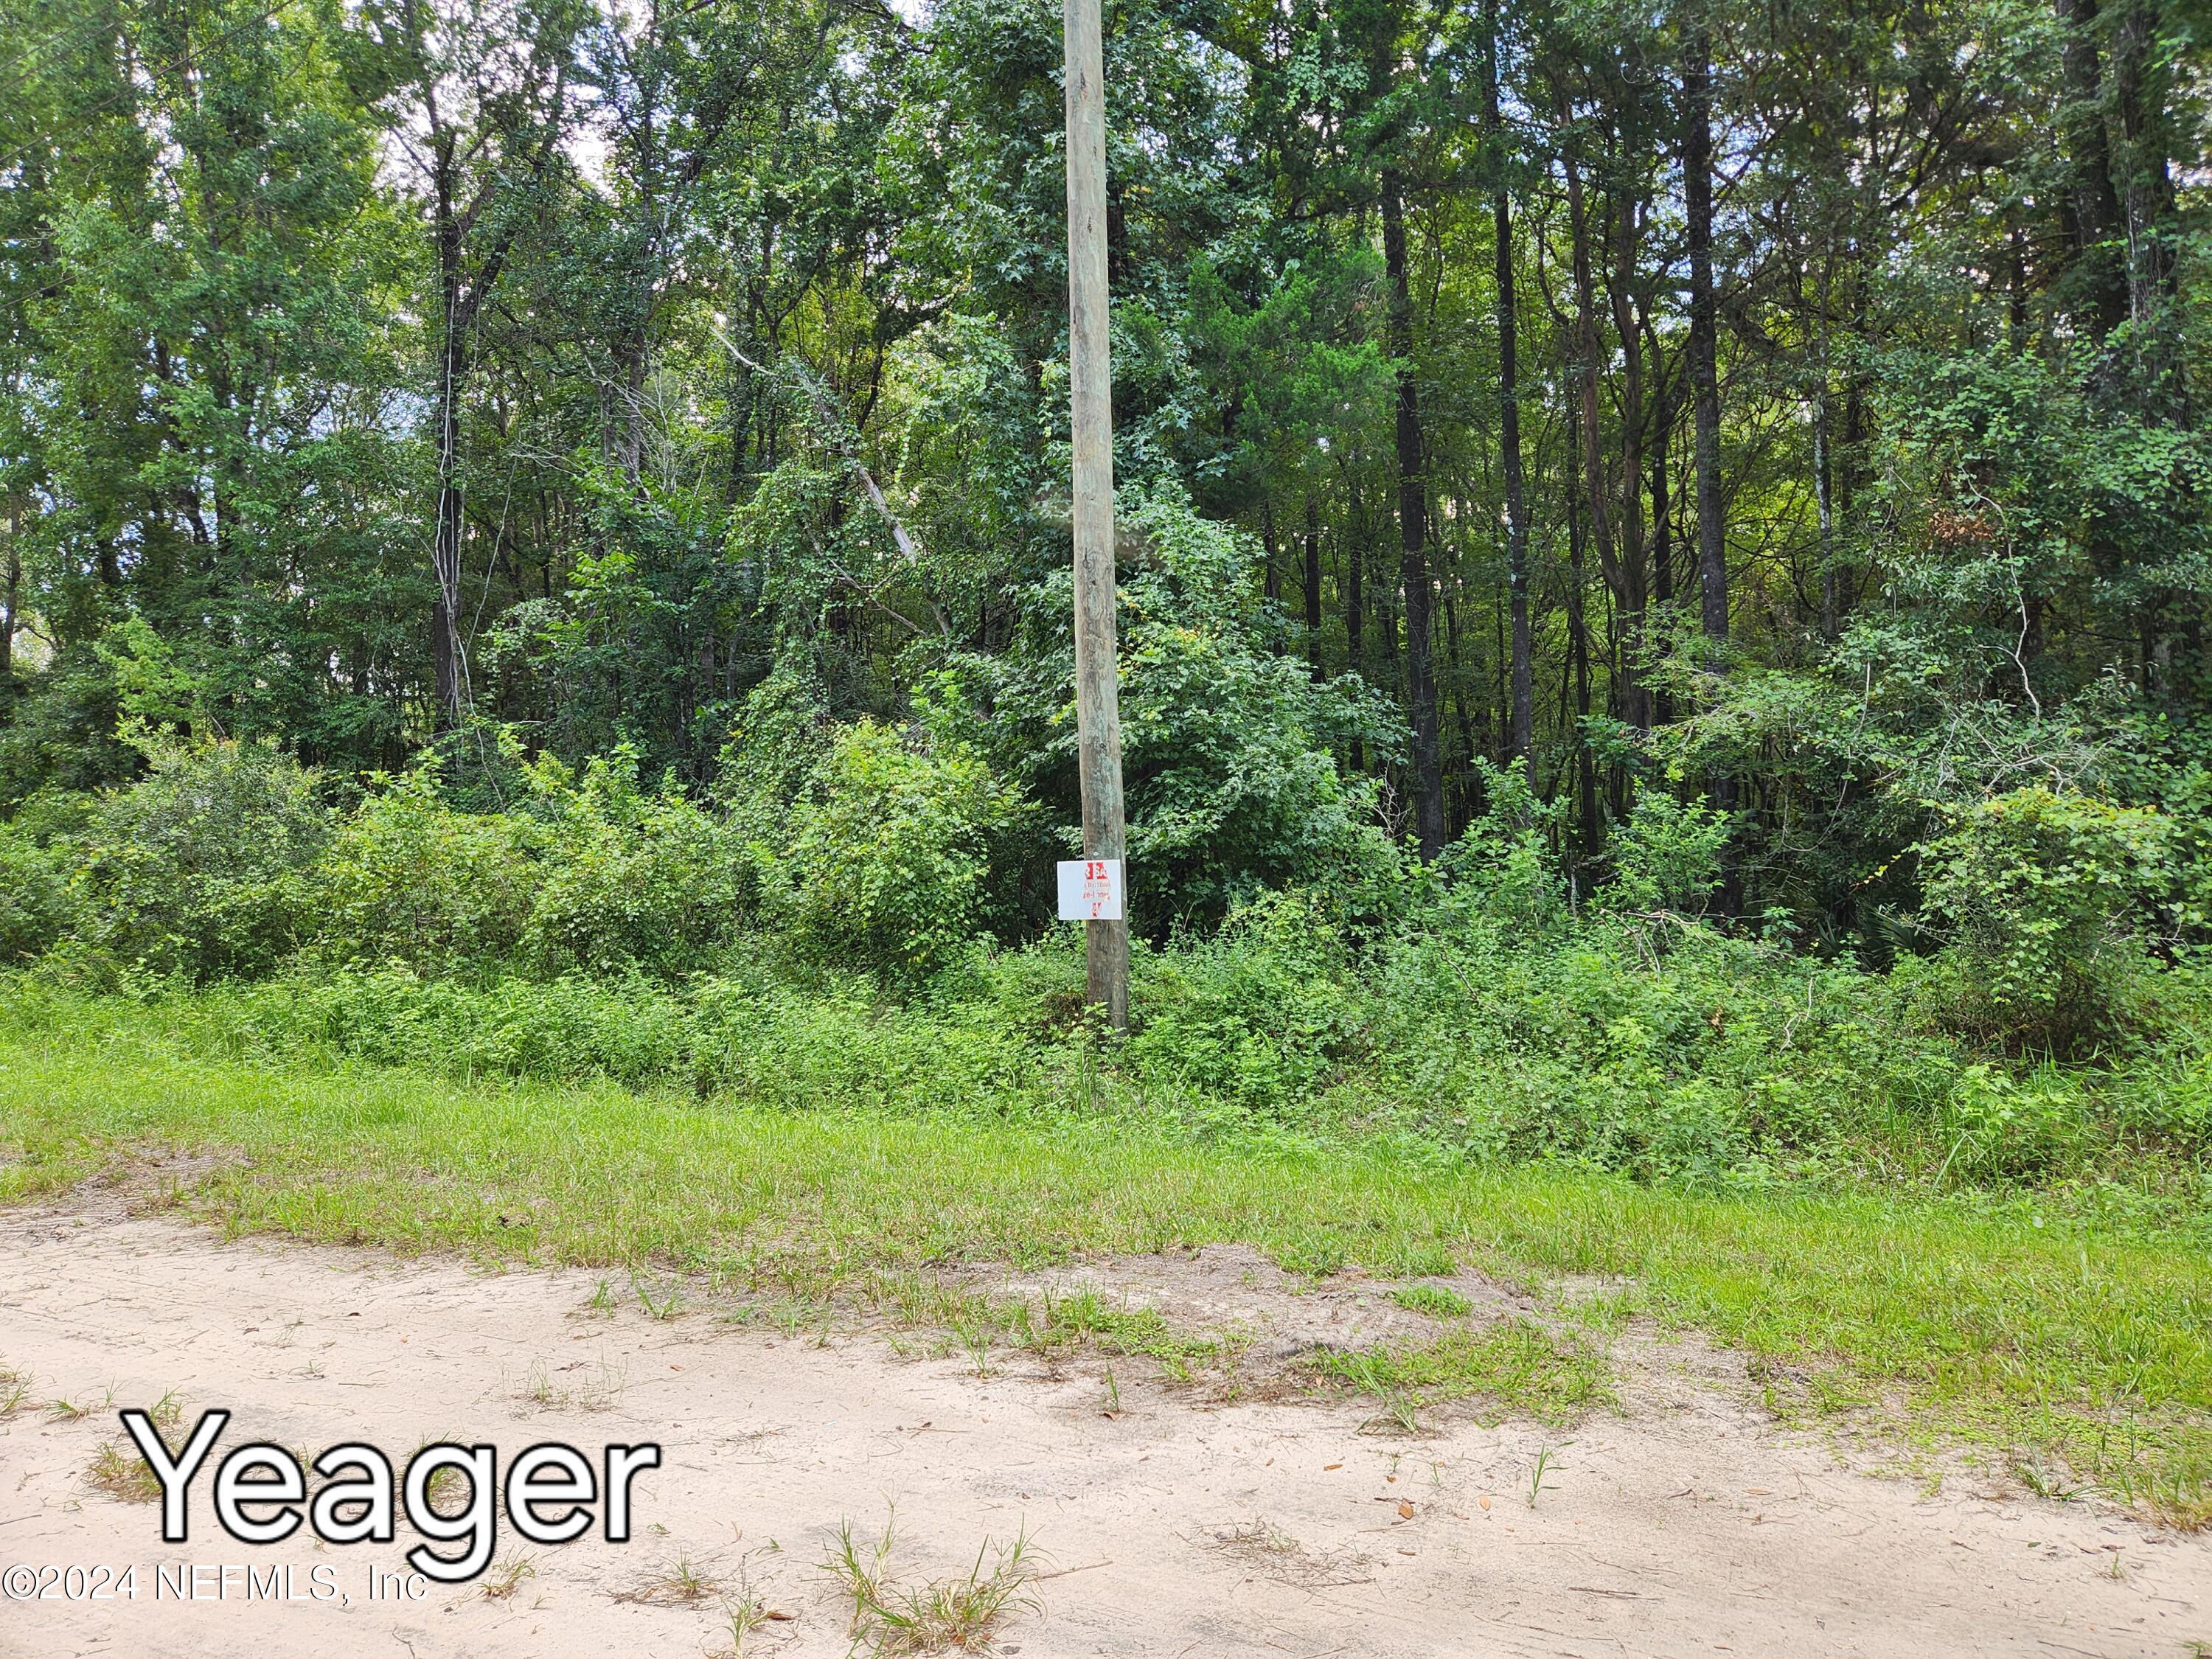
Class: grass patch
1306,1319,1613,1429
824,1515,1037,1657
2,1013,2211,1523
1029,1288,1228,1375
86,1440,162,1504
617,1554,720,1607
1391,1283,1474,1320
480,1554,537,1602
717,1584,782,1657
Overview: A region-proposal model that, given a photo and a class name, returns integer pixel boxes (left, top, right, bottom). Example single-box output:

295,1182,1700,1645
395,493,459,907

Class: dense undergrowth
1,735,2208,1232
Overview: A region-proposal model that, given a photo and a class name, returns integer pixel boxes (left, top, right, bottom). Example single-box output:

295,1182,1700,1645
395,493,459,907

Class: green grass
1390,1282,1475,1320
823,1515,1038,1658
2,1010,2210,1523
1029,1288,1228,1371
1308,1321,1613,1430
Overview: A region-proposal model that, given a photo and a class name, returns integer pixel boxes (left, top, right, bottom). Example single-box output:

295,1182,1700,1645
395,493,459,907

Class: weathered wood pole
1063,0,1130,1029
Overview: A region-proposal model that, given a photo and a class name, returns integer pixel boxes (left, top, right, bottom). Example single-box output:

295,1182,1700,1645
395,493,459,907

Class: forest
0,0,2208,1203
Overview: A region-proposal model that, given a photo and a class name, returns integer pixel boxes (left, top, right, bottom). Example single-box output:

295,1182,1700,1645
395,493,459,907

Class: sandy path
0,1203,2205,1658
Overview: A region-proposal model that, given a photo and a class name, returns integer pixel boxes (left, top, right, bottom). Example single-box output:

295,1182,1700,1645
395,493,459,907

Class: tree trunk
0,492,18,688
430,147,470,734
1813,253,1839,641
1347,483,1366,773
1566,474,1599,856
1443,577,1474,823
2110,0,2181,400
2006,217,2030,351
1683,10,1738,911
1608,187,1650,730
1382,168,1444,858
611,333,650,482
1486,0,1534,763
432,274,467,731
1303,499,1324,680
1492,589,1508,765
1261,498,1283,608
1562,145,1639,737
2056,0,2129,341
412,66,568,735
1683,24,1727,660
1649,403,1674,725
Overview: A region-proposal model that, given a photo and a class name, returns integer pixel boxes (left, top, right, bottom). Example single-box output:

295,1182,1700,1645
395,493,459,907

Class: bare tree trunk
1486,0,1534,762
1683,24,1726,661
1346,484,1366,773
1683,10,1738,911
1566,474,1599,856
1382,168,1444,858
1813,250,1839,641
1261,498,1283,608
2056,0,2129,341
1608,186,1651,730
432,219,468,731
1303,498,1324,680
0,491,18,687
1649,402,1674,725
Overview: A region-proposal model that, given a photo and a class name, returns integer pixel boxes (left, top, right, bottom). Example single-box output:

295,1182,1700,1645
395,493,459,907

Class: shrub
1937,1062,2096,1182
1122,888,1371,1115
1368,909,1944,1183
309,768,541,975
167,962,1038,1116
267,964,696,1088
1916,787,2171,1048
2149,751,2212,959
0,648,140,809
716,663,835,831
2107,1051,2212,1150
1441,759,1565,928
518,751,744,980
949,487,1403,929
762,717,1027,987
63,740,328,981
0,819,70,965
1107,493,1402,924
1605,790,1729,915
2100,970,2212,1150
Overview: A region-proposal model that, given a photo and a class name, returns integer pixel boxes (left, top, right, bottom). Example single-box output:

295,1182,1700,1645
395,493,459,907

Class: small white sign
1057,858,1125,922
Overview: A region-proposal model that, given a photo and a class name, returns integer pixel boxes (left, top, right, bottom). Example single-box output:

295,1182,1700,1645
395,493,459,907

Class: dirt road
1,1201,2203,1657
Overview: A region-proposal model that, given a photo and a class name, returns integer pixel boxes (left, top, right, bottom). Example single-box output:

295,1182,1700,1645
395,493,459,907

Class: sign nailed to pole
1057,858,1125,922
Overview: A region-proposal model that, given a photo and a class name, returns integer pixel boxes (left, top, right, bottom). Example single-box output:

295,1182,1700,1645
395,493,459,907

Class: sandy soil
1,1199,2207,1658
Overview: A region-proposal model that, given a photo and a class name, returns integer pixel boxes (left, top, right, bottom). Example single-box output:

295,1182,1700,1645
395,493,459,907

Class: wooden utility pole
1063,0,1130,1028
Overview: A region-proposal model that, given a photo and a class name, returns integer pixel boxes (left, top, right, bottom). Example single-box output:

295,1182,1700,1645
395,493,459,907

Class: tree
350,0,582,729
